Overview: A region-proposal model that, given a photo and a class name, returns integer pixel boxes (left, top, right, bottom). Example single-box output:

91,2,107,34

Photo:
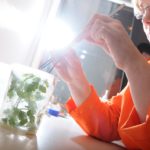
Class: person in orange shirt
54,0,150,149
107,43,150,99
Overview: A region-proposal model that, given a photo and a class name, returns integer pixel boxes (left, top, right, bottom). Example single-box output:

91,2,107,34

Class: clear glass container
0,64,55,135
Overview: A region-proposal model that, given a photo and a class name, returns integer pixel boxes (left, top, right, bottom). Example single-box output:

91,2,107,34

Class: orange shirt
66,85,150,150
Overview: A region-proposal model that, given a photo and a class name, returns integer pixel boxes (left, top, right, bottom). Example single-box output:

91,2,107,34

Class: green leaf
39,85,46,93
23,74,35,81
18,110,28,126
13,107,20,115
8,116,16,126
5,107,19,127
44,80,49,88
27,109,32,116
27,110,35,123
16,89,25,99
19,118,28,126
7,88,15,98
33,77,41,83
18,110,25,118
7,74,18,98
25,82,38,93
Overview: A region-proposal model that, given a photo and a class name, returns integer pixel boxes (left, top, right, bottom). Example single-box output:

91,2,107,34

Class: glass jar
0,64,55,135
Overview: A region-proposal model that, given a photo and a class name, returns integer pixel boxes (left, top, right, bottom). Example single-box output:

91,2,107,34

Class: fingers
85,14,114,32
89,16,124,44
63,49,82,68
54,60,67,74
74,14,100,42
90,19,104,41
76,14,118,43
52,48,81,71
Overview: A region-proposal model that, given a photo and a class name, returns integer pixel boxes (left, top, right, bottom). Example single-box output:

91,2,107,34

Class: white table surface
0,115,126,150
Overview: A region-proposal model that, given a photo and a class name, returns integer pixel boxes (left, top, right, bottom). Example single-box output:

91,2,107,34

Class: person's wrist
67,75,91,106
67,75,90,93
123,50,146,74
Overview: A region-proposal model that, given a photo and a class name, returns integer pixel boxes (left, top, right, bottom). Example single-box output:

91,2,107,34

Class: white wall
0,0,53,66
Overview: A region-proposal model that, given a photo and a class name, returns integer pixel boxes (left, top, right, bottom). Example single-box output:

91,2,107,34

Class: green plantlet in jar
1,73,50,133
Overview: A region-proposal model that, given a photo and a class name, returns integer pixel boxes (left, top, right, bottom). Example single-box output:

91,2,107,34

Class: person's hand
53,49,83,84
53,49,91,105
77,14,139,70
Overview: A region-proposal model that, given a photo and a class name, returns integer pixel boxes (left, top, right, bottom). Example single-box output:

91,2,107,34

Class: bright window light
43,19,76,52
80,54,85,59
0,0,46,44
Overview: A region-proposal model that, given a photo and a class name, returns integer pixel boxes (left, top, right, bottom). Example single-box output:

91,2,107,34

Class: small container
0,64,55,135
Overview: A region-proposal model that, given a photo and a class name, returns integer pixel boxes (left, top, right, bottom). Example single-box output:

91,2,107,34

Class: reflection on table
0,115,126,150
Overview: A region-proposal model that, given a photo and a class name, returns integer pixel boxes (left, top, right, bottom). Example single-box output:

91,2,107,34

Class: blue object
48,108,59,117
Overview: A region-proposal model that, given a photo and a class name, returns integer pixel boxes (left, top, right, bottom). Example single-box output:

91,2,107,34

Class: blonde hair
132,0,143,18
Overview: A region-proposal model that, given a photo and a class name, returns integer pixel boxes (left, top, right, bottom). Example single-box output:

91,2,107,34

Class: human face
135,0,150,41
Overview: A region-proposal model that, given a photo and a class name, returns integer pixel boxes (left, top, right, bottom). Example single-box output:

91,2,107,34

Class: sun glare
44,19,76,52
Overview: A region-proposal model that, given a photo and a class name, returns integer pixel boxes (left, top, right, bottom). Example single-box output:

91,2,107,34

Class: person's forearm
67,72,91,106
124,52,150,122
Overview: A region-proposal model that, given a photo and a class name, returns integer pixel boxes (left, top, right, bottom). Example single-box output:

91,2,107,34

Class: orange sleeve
118,61,150,150
120,106,150,149
66,85,122,142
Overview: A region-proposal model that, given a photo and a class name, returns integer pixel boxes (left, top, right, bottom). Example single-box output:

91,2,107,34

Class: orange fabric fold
66,85,150,150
